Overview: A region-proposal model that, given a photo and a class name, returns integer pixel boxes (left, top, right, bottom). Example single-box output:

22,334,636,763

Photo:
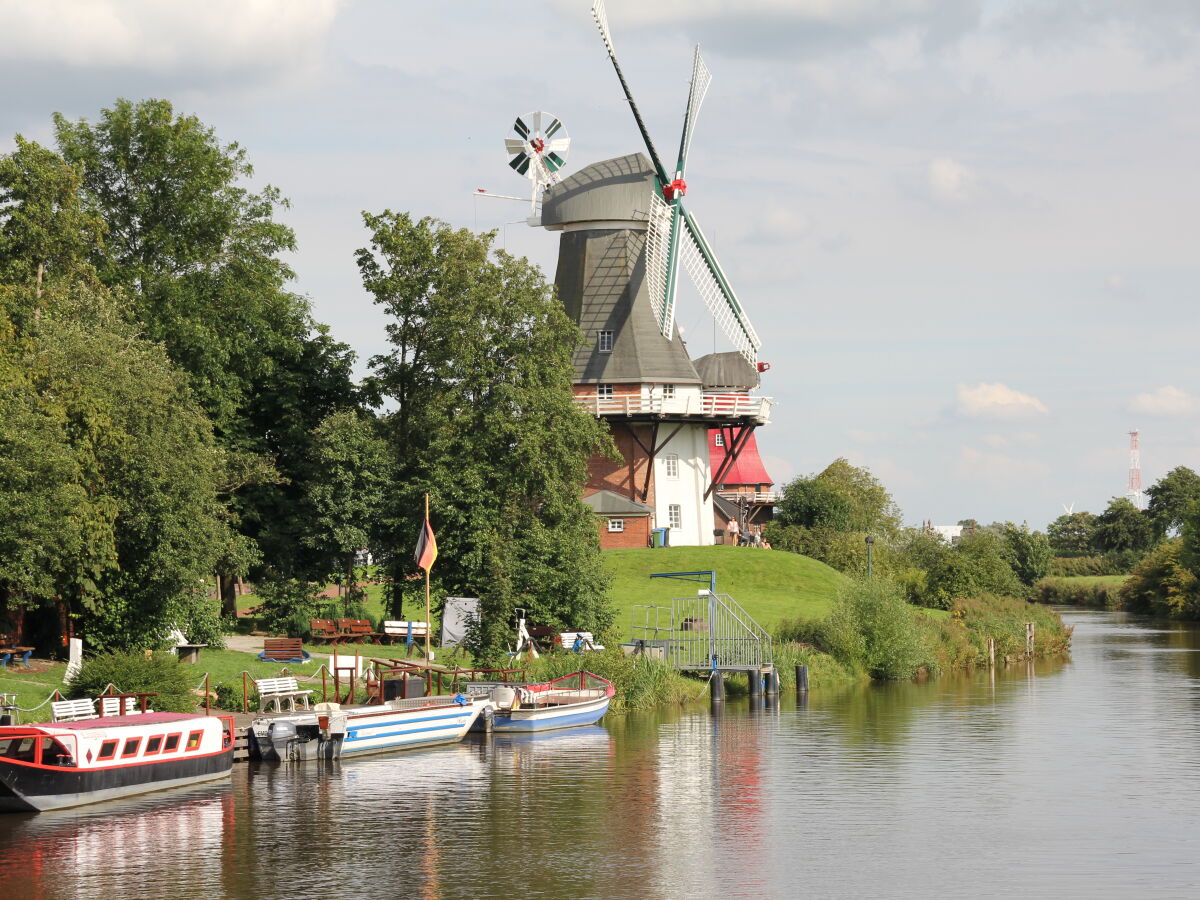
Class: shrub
1048,555,1131,577
1032,577,1122,608
951,593,1072,660
69,651,197,713
1119,539,1200,619
255,574,325,636
816,578,936,679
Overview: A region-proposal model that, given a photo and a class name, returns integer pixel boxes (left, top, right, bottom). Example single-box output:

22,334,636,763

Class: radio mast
1126,430,1145,510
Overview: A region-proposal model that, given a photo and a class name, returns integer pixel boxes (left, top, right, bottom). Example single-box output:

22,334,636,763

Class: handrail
575,393,773,422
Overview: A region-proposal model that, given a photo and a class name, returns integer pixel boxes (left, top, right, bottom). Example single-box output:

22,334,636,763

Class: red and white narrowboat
0,712,235,812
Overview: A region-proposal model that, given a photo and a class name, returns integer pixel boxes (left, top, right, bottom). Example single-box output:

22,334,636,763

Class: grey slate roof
545,154,701,385
582,490,654,516
694,352,760,390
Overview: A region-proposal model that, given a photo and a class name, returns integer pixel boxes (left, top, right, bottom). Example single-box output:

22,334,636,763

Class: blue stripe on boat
346,712,467,734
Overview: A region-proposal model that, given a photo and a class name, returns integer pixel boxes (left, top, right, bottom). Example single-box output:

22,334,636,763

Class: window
97,740,118,761
714,432,724,447
40,738,73,767
186,730,203,752
662,384,675,399
144,736,163,756
597,384,613,398
0,738,37,763
607,518,625,533
664,454,679,479
597,330,614,353
668,504,682,530
121,738,141,758
163,733,181,753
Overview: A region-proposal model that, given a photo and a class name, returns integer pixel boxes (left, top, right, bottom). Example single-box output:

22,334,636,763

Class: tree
777,477,853,530
1145,467,1200,539
1000,522,1052,587
0,281,235,648
1092,497,1156,556
358,212,614,656
52,99,358,603
924,531,1023,607
815,458,903,536
1047,511,1098,557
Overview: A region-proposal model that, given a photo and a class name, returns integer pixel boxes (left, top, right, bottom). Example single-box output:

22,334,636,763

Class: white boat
0,712,235,812
249,693,487,761
467,671,615,733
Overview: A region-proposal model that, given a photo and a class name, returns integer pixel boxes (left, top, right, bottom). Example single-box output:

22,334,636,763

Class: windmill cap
540,153,658,230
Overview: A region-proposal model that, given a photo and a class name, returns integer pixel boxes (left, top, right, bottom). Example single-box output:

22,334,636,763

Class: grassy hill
603,545,846,636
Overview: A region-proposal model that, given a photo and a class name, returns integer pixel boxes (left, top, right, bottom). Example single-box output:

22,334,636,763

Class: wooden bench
258,638,311,663
337,618,382,644
558,632,604,652
255,676,314,713
309,619,343,645
382,621,429,654
526,625,558,651
51,698,98,722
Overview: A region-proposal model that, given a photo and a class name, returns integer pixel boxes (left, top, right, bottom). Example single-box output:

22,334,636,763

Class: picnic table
0,645,34,669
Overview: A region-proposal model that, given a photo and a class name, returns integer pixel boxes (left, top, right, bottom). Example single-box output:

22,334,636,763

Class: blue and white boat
249,693,487,761
469,671,614,734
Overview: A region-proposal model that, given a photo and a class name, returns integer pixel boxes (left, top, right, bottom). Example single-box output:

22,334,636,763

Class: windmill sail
676,48,711,173
680,208,761,365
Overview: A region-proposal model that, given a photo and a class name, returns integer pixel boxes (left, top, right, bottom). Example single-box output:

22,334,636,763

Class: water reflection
3,611,1200,897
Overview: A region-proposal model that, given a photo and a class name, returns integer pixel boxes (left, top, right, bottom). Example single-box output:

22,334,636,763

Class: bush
69,651,197,713
950,593,1072,660
1032,577,1122,608
525,648,705,711
1119,539,1200,619
816,578,936,679
254,574,326,636
1048,555,1130,577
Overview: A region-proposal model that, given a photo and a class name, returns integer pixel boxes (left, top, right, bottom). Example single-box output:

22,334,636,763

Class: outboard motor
267,720,300,761
490,686,518,711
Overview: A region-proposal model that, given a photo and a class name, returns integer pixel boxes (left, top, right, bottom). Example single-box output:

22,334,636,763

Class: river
3,608,1199,899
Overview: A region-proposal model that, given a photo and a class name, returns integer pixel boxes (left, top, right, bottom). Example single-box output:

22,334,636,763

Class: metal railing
715,491,782,505
631,593,772,671
574,393,773,423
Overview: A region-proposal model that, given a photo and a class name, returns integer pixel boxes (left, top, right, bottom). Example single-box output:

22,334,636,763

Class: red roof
709,428,773,487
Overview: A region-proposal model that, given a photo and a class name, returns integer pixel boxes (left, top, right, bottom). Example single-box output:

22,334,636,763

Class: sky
1,0,1197,530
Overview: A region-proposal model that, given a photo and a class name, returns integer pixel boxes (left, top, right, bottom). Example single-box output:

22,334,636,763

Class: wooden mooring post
747,668,761,699
987,637,996,667
1025,622,1035,656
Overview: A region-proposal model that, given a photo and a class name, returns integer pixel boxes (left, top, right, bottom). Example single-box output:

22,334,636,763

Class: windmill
591,0,760,366
525,2,774,549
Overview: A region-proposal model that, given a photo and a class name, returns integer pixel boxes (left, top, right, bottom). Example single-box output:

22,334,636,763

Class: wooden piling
987,637,996,668
795,664,809,693
1025,622,1035,656
765,667,779,695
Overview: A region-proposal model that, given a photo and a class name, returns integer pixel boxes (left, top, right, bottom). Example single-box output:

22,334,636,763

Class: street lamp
865,535,875,579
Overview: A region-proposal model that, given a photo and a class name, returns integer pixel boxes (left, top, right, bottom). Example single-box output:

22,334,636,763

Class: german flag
414,517,438,572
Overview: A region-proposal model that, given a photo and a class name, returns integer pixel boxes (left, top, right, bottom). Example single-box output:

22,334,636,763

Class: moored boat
249,693,488,761
467,671,614,733
0,712,235,813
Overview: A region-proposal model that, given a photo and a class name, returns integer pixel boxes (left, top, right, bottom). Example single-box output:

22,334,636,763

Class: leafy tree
1145,466,1200,538
815,458,903,536
777,477,853,530
1091,497,1156,556
923,531,1023,608
52,99,358,606
1047,511,1098,557
999,522,1052,587
1,281,235,648
358,212,614,656
1120,539,1200,620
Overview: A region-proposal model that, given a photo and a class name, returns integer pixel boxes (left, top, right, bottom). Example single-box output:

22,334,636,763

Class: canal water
3,608,1200,899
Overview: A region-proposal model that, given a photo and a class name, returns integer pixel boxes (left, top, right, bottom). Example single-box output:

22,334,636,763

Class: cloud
0,1,340,73
956,445,1051,484
928,157,975,203
1129,385,1198,417
954,383,1049,420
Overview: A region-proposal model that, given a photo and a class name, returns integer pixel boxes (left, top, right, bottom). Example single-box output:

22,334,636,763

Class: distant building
928,524,963,543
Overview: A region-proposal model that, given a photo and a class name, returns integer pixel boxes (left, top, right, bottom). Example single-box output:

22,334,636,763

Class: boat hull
251,697,484,762
490,695,611,733
0,749,233,812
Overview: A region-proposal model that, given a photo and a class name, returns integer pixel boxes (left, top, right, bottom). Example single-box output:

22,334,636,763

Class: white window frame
607,518,624,533
668,504,682,530
714,432,724,447
662,384,675,399
597,384,613,398
598,330,614,353
663,454,679,479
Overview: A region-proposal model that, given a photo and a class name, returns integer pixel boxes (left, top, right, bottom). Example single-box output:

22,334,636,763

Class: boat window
144,735,163,755
121,738,141,758
0,737,37,762
97,740,118,760
40,737,73,767
185,730,203,751
163,733,181,752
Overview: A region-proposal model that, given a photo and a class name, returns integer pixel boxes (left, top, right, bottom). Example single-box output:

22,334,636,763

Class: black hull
0,749,233,812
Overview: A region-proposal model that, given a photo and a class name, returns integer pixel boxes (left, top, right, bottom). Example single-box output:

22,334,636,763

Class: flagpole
424,492,432,662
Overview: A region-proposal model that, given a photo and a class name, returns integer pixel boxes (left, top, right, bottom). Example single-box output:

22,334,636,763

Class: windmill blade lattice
642,191,674,335
505,111,570,214
680,209,761,365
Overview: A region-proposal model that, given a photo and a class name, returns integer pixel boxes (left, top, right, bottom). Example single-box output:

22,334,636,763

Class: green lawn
603,545,847,634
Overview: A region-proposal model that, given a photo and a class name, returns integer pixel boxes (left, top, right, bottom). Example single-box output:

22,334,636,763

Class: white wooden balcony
574,393,774,424
716,491,782,505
